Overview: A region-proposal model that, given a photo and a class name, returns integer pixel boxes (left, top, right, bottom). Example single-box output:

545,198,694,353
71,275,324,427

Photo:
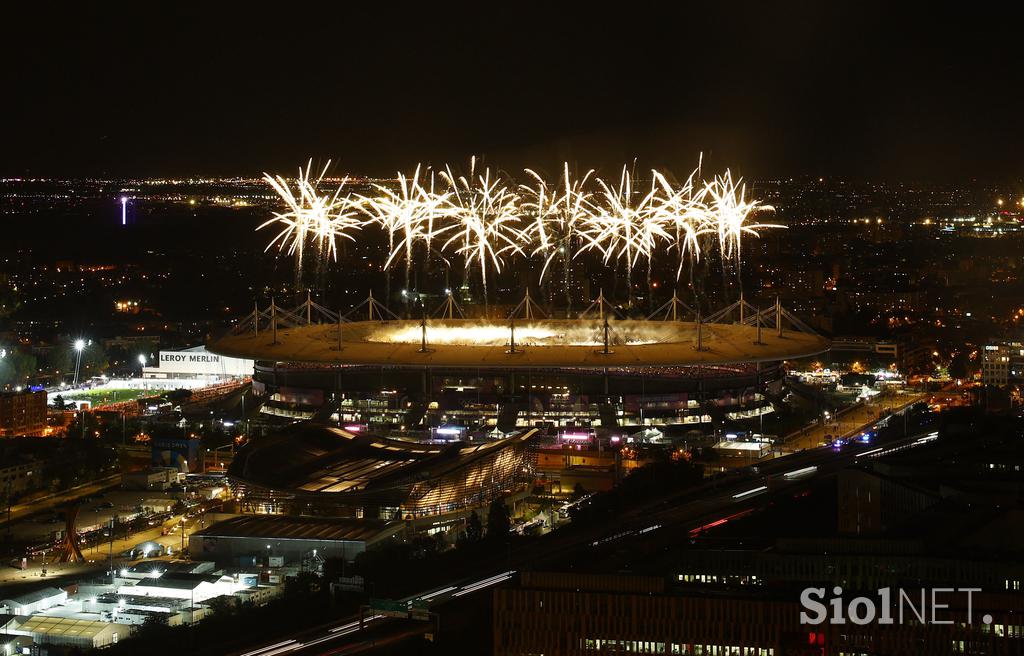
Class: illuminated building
0,389,47,437
982,340,1024,387
227,424,537,522
208,298,829,435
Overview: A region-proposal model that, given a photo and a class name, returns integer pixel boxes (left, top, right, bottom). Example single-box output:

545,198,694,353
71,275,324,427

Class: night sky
4,4,1021,181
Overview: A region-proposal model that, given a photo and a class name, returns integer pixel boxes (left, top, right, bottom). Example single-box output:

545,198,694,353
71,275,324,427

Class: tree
164,388,193,405
284,571,322,598
571,483,587,501
486,499,511,541
949,352,971,381
0,282,18,320
464,510,483,543
53,394,66,411
206,595,238,617
44,341,108,381
66,411,101,440
0,349,36,387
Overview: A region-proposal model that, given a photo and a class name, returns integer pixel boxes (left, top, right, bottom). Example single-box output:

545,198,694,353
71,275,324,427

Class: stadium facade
209,297,830,437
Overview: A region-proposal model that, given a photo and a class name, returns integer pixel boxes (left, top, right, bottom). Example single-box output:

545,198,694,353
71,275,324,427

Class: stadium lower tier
251,361,786,433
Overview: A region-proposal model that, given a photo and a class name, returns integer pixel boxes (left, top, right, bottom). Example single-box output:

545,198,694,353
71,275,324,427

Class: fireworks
521,162,595,283
258,159,361,264
439,158,526,306
258,157,783,304
650,164,715,282
361,165,455,285
365,319,674,347
705,169,781,263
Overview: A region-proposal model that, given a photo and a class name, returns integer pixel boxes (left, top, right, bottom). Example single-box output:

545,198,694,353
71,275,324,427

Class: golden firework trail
521,162,595,282
440,158,526,304
258,157,786,304
705,169,782,263
257,159,361,264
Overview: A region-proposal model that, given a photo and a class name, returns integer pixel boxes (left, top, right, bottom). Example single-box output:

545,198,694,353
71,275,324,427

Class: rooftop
228,424,536,498
2,587,65,606
12,615,123,638
129,572,224,591
191,514,399,543
209,318,829,369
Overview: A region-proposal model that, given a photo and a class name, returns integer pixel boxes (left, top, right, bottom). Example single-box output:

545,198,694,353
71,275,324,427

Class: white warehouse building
143,345,253,383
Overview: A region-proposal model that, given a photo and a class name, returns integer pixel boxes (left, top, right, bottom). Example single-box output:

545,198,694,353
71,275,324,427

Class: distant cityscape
0,170,1022,654
4,5,1024,654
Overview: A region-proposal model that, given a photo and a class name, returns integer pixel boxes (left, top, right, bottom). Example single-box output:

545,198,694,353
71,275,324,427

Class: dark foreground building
495,572,1024,656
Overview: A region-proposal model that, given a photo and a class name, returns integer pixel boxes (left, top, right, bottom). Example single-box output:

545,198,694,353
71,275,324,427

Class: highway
781,389,927,451
231,401,933,656
0,474,122,527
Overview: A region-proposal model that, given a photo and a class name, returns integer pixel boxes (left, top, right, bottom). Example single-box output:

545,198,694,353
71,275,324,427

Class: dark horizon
4,4,1024,183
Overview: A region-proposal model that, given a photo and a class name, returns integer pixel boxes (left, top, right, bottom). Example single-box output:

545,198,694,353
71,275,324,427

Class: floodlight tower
73,339,86,385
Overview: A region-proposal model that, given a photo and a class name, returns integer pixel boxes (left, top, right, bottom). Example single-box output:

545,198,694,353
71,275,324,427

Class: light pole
108,515,116,585
73,339,86,386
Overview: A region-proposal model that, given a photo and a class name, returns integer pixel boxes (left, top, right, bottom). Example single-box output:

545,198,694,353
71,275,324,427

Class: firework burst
705,169,781,263
258,156,785,309
521,163,594,294
440,158,526,309
258,159,361,266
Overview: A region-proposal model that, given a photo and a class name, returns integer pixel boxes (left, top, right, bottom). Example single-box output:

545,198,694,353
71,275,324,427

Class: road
1,474,122,526
232,402,934,656
781,390,927,451
1,512,203,586
79,512,203,560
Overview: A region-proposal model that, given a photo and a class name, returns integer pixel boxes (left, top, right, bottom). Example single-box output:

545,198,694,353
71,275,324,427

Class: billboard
146,346,253,378
152,437,201,472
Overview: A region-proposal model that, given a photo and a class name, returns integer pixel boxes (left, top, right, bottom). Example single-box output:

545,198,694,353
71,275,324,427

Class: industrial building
1,588,68,616
494,572,1024,656
189,514,405,566
1,615,131,650
120,572,240,604
142,344,254,383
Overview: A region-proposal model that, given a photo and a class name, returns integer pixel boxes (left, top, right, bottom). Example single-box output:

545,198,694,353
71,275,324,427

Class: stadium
209,293,829,439
204,160,831,524
208,292,827,523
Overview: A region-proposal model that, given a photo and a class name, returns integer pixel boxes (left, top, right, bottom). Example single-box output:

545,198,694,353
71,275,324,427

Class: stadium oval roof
209,318,829,369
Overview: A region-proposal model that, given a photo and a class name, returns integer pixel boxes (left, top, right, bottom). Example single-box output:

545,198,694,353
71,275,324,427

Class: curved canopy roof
210,318,829,369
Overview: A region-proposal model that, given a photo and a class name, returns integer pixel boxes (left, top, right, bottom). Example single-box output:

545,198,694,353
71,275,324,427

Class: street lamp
138,354,147,367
